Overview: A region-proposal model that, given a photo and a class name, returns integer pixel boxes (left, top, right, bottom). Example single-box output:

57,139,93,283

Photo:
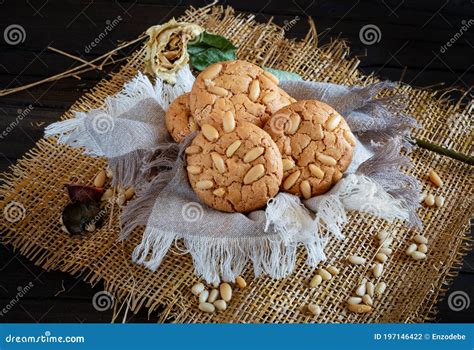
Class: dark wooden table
0,0,472,323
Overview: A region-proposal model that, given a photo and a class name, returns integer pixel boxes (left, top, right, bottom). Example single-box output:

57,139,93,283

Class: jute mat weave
0,4,472,323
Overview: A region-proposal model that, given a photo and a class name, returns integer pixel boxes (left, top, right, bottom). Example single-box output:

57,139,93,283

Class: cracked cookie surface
189,60,295,129
264,100,355,198
186,122,283,213
165,93,198,143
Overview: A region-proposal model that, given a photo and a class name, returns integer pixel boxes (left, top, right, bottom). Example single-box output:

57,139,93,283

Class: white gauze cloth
45,66,421,284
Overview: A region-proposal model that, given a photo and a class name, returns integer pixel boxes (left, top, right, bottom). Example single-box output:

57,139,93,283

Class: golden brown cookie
165,93,198,143
185,121,283,213
264,100,355,199
189,60,295,129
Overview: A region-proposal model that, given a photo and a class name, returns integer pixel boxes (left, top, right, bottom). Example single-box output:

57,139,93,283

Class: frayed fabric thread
45,68,196,186
120,141,188,241
357,137,422,229
133,227,319,285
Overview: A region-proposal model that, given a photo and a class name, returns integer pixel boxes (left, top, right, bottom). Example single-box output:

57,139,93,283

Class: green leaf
190,48,236,71
191,32,236,51
264,67,303,82
188,32,237,71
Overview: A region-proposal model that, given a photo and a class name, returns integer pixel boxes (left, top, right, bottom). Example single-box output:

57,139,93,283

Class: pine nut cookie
185,121,283,213
189,60,295,129
264,100,355,199
165,93,198,143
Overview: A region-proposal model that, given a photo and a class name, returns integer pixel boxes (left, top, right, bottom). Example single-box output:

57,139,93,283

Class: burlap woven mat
0,4,472,323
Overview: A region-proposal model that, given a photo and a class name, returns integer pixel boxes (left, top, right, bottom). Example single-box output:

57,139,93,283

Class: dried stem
48,46,100,70
414,138,473,165
0,34,147,97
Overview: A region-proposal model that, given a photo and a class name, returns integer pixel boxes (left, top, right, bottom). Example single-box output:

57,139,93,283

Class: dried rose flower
144,19,204,83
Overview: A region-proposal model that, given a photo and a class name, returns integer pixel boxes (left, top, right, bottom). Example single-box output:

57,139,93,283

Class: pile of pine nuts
406,235,428,260
421,169,445,208
344,231,394,313
347,231,393,279
305,265,340,317
193,275,247,313
96,168,135,206
309,265,339,287
346,278,387,313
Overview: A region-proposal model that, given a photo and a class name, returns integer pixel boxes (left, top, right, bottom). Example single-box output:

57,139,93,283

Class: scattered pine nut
199,290,209,304
348,303,372,313
220,283,232,302
428,169,443,187
418,243,428,254
375,282,386,296
379,248,393,256
419,191,427,203
212,282,219,288
435,195,445,208
309,274,323,288
214,299,227,311
307,303,322,316
413,235,428,244
101,188,113,201
406,243,418,256
199,302,215,313
362,294,373,306
191,283,205,296
327,266,340,276
366,282,375,297
208,289,219,303
235,276,247,289
318,268,332,281
376,253,388,263
373,263,383,278
348,255,366,265
355,283,366,297
105,167,113,178
411,251,427,261
347,297,362,305
424,194,435,206
94,170,106,188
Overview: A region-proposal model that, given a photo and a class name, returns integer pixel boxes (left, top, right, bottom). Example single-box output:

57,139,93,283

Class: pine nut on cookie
186,122,283,212
264,100,355,199
189,60,295,129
